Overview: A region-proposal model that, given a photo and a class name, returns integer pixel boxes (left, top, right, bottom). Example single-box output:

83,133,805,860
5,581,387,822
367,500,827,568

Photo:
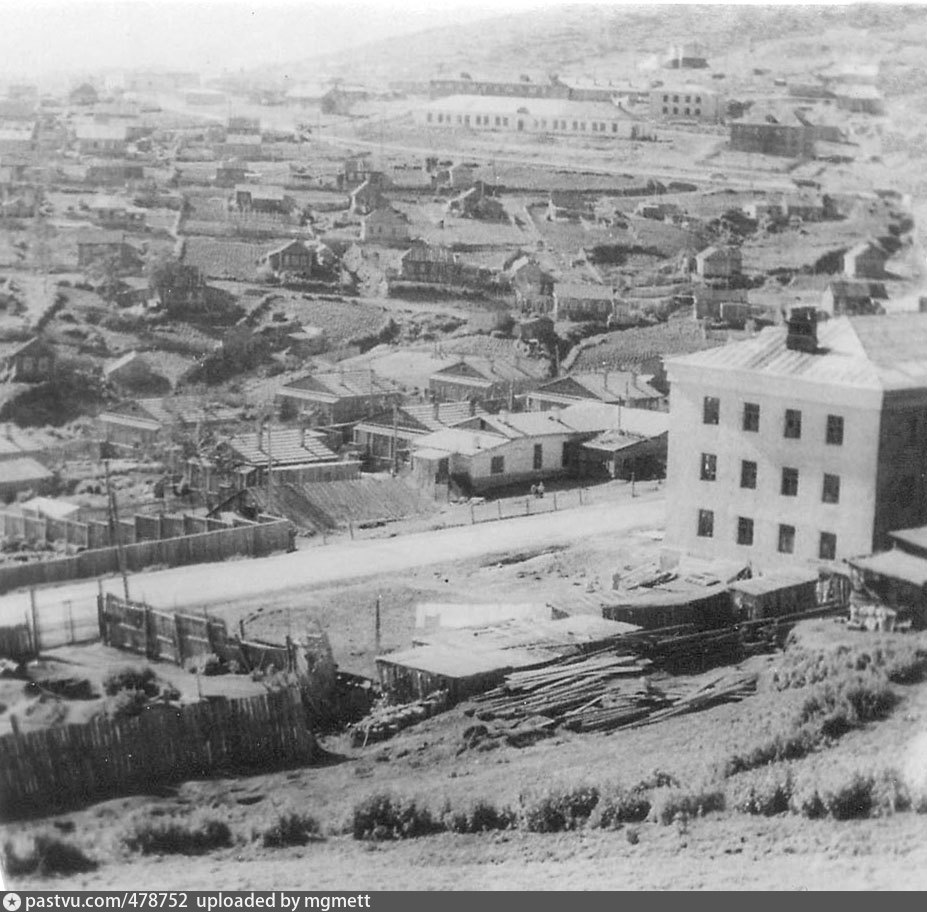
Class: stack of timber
470,652,658,732
469,651,757,734
350,690,449,746
619,669,758,729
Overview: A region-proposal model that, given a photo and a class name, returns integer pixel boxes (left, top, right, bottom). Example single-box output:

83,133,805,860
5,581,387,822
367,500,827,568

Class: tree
87,253,123,303
147,252,203,313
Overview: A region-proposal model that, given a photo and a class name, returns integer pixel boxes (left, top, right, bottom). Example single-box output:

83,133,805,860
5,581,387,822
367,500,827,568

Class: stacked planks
468,652,757,734
471,652,657,731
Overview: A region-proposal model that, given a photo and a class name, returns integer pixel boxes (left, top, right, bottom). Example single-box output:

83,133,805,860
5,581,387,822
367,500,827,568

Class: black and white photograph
0,0,926,892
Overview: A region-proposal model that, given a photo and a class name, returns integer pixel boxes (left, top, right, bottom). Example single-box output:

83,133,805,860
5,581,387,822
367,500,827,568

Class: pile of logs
350,690,449,746
468,652,757,734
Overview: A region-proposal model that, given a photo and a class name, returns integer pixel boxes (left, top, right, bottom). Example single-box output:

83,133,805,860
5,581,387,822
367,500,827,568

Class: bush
790,768,910,821
719,727,819,778
3,834,98,877
106,688,149,720
727,769,793,816
441,799,516,834
519,785,600,833
125,814,233,855
103,665,159,697
588,786,651,829
352,793,440,841
648,786,725,826
261,812,321,848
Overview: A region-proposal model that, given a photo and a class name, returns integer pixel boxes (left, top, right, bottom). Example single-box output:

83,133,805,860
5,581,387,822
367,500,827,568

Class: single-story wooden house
276,370,404,427
527,371,665,411
692,245,742,279
552,282,615,321
844,241,888,279
360,206,411,245
0,337,55,382
261,239,315,276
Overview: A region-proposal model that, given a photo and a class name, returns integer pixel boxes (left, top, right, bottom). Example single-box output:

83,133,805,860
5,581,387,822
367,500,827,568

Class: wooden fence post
525,498,530,516
29,588,39,654
97,580,105,644
66,601,75,644
144,605,151,659
497,501,502,520
174,613,184,665
470,504,475,524
553,492,558,511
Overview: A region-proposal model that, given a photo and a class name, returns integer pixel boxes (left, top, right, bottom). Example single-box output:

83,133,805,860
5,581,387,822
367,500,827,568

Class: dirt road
0,492,664,625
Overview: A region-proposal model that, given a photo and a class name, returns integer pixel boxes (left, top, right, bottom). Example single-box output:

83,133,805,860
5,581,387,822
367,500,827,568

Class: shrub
103,665,159,697
124,814,233,855
441,799,516,834
351,793,440,841
519,785,600,833
3,834,98,877
588,786,651,829
719,727,819,778
106,688,149,720
261,812,321,848
648,786,725,826
727,769,793,816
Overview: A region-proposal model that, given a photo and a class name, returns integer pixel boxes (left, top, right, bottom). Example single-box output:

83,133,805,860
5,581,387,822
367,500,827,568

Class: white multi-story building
664,311,927,568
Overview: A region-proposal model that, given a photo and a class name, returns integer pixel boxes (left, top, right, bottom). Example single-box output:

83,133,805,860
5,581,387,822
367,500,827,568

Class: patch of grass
351,793,441,841
519,784,601,833
3,833,98,877
260,812,321,848
124,813,233,855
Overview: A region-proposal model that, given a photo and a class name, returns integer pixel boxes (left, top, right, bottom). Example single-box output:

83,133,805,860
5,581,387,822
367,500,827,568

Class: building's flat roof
729,570,820,597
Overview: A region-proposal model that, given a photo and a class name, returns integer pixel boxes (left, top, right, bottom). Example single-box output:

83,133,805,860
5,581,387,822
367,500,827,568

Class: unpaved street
0,492,665,624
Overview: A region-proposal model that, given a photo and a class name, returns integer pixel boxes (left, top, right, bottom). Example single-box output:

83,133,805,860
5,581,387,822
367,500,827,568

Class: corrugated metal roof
413,428,509,456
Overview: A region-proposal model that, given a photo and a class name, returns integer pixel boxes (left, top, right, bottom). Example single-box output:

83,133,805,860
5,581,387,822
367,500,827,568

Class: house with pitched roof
260,239,315,276
360,206,411,245
844,240,888,279
664,310,927,567
0,337,55,382
352,400,483,467
526,370,665,411
275,370,404,427
97,396,242,450
552,282,615,321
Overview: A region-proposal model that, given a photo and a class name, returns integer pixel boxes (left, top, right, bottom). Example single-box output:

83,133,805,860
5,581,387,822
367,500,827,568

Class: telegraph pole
104,458,130,601
391,401,399,476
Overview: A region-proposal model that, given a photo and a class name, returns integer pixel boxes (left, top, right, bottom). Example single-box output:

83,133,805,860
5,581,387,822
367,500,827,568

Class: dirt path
0,492,664,624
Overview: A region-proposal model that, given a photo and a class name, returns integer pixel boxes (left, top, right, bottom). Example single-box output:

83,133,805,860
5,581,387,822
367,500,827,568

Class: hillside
267,4,927,86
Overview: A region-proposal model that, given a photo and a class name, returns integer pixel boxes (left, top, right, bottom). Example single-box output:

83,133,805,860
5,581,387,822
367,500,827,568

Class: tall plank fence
99,593,297,673
0,687,317,819
0,516,293,594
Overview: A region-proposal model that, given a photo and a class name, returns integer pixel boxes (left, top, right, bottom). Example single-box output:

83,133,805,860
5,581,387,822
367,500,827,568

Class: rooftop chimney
786,307,819,353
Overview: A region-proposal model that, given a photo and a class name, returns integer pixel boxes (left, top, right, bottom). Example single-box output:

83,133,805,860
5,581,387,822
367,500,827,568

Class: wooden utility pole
104,458,130,601
391,402,399,476
374,594,381,655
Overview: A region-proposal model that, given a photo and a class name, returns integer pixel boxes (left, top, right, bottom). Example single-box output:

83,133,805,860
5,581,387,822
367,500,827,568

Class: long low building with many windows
664,310,927,568
413,95,642,138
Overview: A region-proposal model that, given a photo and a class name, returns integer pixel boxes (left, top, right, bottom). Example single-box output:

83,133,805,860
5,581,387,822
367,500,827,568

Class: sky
0,0,916,81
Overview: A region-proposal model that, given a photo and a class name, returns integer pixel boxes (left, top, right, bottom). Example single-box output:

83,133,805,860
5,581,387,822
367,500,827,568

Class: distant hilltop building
729,110,816,159
649,84,724,122
662,42,709,70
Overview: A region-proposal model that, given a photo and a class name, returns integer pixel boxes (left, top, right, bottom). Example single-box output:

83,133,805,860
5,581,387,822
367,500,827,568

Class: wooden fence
0,516,293,594
0,687,317,819
100,593,296,672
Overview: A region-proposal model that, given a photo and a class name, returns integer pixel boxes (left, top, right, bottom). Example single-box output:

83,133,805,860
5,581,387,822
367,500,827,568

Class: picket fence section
0,686,316,818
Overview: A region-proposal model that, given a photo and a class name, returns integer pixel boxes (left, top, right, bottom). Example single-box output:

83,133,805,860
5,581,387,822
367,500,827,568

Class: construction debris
349,690,449,746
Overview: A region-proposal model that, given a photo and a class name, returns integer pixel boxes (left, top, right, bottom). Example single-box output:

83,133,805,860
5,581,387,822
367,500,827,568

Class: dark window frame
740,460,757,489
743,402,760,432
826,414,844,446
703,396,720,425
781,467,799,497
490,455,505,475
700,453,717,481
822,473,840,504
697,508,714,538
737,516,754,546
778,524,796,554
819,531,837,561
784,408,802,439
